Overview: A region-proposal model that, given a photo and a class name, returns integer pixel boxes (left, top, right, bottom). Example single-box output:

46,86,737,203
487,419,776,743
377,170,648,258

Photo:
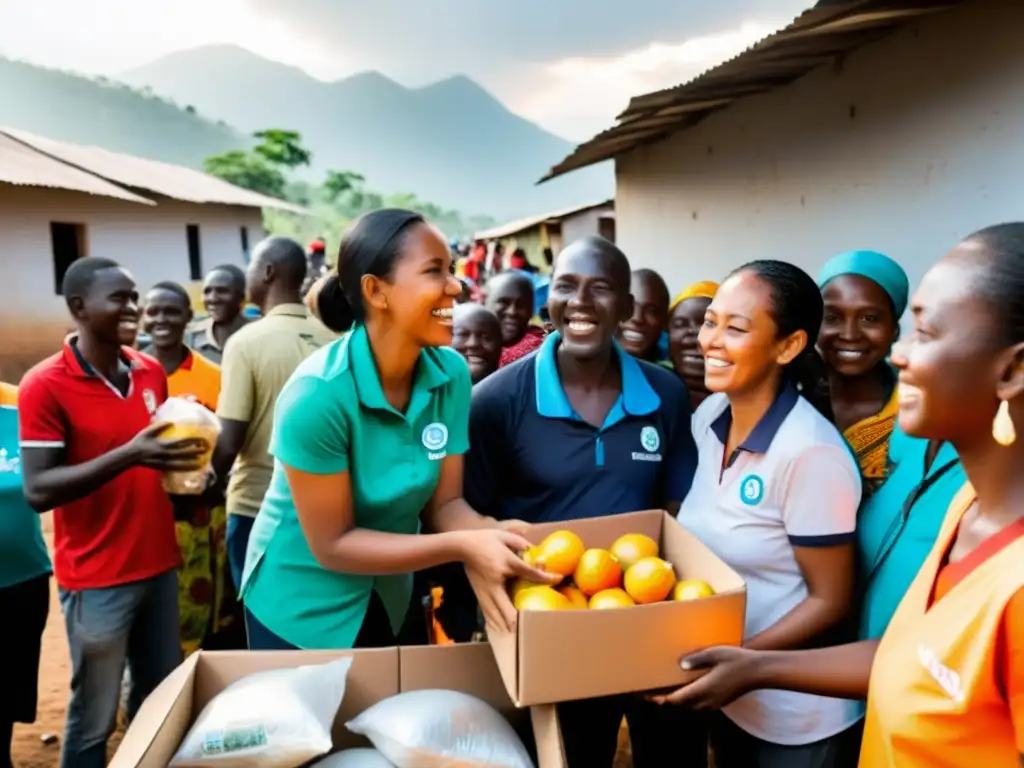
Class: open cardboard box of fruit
489,510,746,707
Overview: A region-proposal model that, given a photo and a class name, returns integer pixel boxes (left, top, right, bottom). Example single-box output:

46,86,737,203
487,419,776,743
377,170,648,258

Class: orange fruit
521,546,542,568
672,579,716,601
624,557,677,604
515,586,572,611
610,533,659,571
557,584,589,610
588,588,635,610
508,577,547,601
573,548,623,596
533,530,585,577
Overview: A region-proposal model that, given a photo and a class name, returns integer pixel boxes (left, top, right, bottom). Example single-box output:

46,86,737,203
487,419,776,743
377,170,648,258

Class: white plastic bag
346,689,534,768
169,657,352,768
153,396,221,494
312,748,396,767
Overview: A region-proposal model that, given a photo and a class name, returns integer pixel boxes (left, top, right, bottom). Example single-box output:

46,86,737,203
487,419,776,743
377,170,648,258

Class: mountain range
0,45,612,219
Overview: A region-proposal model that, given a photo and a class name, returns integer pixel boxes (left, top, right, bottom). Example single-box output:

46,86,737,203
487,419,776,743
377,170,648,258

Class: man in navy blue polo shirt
464,235,698,767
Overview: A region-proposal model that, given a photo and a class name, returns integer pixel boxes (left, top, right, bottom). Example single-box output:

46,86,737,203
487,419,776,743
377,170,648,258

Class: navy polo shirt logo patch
739,474,765,506
422,422,448,460
632,425,662,462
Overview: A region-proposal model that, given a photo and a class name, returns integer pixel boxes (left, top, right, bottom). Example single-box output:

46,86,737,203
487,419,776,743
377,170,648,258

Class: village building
0,127,304,378
540,0,1013,297
474,198,614,271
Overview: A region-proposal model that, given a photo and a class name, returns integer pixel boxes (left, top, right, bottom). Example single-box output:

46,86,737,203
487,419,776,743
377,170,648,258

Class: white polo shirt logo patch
632,425,662,462
422,422,448,460
739,474,765,506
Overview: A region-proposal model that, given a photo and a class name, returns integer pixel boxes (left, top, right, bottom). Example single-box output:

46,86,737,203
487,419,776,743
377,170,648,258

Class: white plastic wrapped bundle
312,748,396,767
169,657,352,768
153,396,221,495
346,689,534,768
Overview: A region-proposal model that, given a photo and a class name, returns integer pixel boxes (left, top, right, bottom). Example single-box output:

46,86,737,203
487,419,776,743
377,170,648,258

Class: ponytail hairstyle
306,208,426,333
729,260,834,422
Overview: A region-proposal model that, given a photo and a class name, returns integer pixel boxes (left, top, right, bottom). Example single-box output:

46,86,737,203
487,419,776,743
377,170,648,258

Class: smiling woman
817,251,909,492
670,260,861,768
239,209,557,653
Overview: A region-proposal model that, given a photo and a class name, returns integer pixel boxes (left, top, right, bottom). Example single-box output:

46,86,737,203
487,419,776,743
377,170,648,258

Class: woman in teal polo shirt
240,209,556,650
0,383,52,768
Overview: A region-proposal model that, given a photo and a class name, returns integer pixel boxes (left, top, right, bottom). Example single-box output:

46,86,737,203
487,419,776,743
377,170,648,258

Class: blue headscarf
817,250,910,318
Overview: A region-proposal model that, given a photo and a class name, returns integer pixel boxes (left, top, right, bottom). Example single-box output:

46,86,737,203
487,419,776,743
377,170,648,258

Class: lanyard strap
863,455,960,588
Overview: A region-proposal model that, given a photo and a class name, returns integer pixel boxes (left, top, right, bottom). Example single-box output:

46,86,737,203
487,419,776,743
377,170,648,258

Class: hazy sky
0,0,810,139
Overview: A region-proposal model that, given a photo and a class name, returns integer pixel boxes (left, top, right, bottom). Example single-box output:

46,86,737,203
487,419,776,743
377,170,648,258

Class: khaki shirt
217,304,337,516
184,318,232,365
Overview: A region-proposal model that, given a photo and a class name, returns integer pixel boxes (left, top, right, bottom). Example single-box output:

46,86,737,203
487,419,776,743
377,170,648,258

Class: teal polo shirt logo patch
632,425,662,462
739,474,765,506
422,422,449,460
0,447,19,475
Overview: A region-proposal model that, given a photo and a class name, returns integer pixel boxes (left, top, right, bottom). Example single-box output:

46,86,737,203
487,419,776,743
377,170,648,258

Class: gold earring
993,400,1016,446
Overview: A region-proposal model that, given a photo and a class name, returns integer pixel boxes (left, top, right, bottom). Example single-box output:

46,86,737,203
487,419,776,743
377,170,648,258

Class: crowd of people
0,209,1022,768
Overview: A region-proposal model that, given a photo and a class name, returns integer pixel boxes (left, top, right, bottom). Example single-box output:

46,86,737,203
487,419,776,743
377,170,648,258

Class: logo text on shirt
422,422,448,461
0,447,20,475
632,425,662,462
917,645,964,703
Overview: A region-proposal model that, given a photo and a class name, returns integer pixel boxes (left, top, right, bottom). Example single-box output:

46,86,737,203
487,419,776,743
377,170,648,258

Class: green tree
253,129,312,169
204,150,287,198
323,170,366,205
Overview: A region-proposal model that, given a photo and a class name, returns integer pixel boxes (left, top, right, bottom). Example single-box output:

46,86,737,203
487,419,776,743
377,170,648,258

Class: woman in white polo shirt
670,260,863,767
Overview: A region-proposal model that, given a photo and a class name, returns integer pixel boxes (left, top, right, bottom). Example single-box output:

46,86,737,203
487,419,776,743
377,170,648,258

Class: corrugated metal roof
474,199,614,240
0,132,155,204
539,0,967,183
0,127,308,214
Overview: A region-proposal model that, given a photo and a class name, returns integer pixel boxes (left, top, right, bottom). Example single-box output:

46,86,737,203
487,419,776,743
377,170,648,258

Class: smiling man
17,257,208,768
485,271,545,367
464,235,699,768
185,264,251,364
451,303,502,384
618,268,671,364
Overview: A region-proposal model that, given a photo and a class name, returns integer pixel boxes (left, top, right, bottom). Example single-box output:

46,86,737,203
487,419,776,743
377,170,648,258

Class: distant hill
122,45,613,218
0,57,247,169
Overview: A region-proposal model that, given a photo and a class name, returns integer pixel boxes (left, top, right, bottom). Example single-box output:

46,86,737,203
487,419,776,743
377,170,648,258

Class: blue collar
711,381,800,453
534,331,661,420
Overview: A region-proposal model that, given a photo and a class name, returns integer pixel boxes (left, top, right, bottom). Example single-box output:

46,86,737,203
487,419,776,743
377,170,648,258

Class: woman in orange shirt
652,223,1024,767
141,281,238,654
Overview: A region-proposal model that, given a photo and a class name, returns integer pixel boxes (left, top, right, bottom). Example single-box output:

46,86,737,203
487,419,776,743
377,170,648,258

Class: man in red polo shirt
19,257,207,768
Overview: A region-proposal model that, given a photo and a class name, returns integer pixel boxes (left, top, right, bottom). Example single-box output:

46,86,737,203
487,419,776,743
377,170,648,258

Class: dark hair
731,260,833,421
207,264,247,293
61,256,122,309
253,236,307,289
148,280,191,307
632,268,670,311
965,222,1024,346
307,209,425,332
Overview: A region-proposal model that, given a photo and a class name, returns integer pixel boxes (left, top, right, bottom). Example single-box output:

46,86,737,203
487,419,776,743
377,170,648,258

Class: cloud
244,0,808,83
501,21,783,139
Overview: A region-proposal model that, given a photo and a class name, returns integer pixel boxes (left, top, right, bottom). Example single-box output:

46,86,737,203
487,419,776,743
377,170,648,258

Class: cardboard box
490,509,746,706
109,642,566,768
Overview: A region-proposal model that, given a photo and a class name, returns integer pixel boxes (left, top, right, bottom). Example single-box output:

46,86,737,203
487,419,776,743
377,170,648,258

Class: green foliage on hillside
0,56,247,168
204,130,495,249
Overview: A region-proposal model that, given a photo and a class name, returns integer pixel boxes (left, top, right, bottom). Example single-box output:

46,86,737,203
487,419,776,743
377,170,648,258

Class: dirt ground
12,514,632,767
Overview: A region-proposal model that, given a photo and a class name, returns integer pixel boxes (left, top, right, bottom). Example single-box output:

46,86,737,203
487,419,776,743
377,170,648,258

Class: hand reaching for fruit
458,529,561,634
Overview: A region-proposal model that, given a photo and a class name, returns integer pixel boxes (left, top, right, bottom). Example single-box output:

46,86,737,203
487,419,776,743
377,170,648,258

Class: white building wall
615,0,1024,303
0,185,264,378
560,206,611,249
